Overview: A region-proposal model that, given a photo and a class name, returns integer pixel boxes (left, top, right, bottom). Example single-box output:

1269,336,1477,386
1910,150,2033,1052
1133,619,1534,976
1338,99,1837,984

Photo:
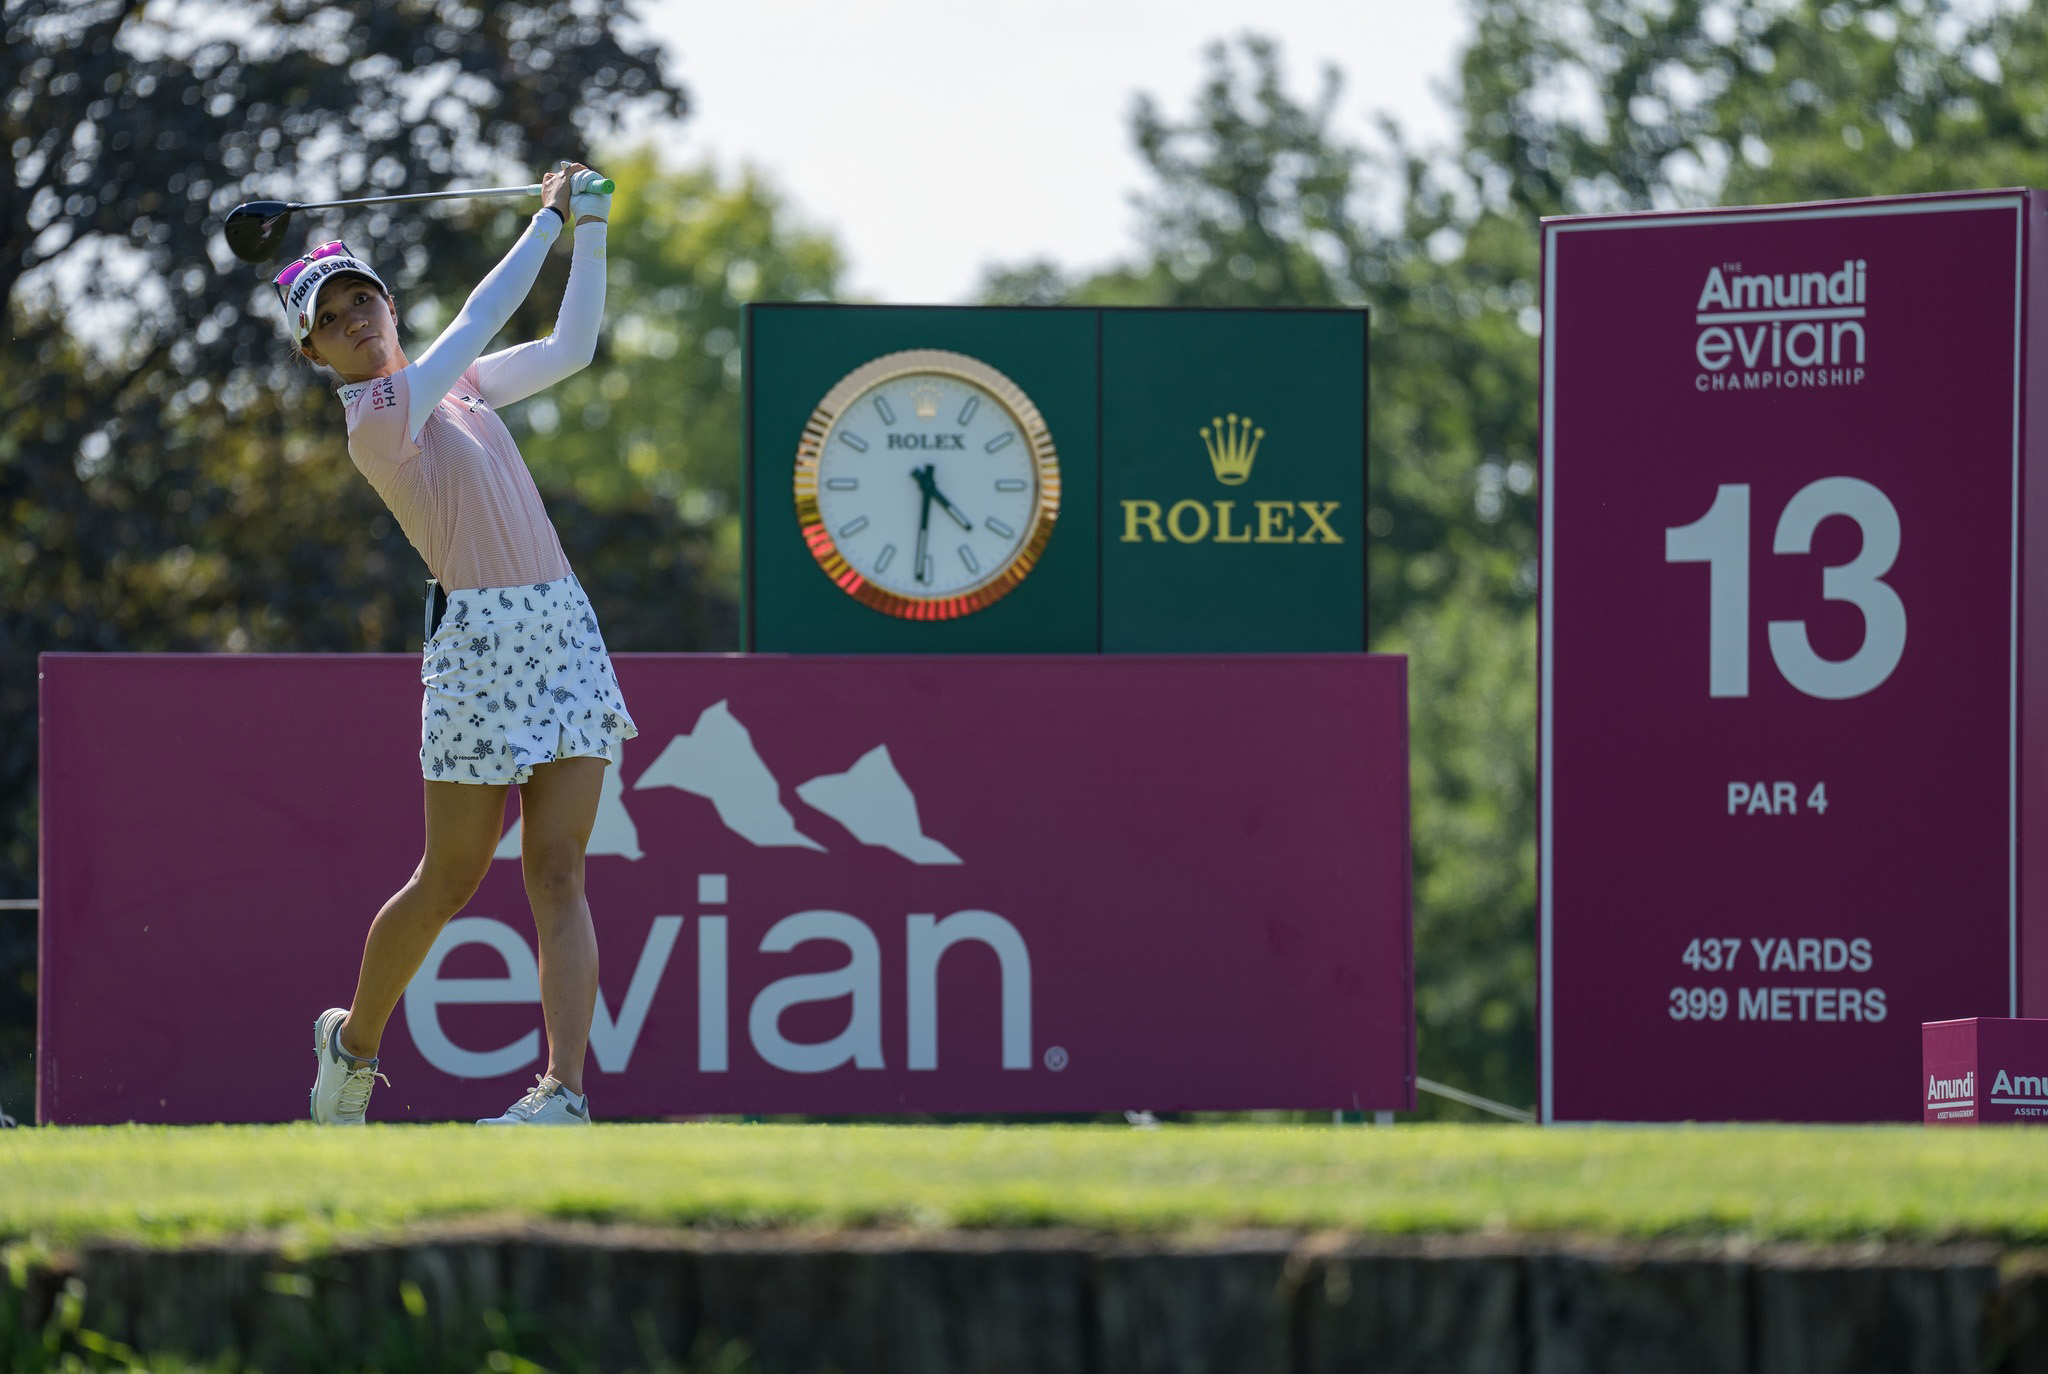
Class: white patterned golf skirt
420,573,638,785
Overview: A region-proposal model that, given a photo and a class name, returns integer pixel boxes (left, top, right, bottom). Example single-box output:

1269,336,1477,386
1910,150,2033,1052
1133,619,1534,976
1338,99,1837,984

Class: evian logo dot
1693,259,1869,395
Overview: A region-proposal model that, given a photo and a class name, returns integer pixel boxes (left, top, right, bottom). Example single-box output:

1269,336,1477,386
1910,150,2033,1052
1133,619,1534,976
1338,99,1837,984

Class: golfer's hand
570,167,611,226
540,164,577,227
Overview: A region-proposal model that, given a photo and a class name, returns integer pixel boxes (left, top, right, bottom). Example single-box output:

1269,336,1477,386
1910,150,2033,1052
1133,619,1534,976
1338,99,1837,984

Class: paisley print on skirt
420,573,637,784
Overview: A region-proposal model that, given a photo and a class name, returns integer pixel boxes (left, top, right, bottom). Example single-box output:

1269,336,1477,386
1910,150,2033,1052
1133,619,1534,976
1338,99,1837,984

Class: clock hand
913,461,973,530
929,482,974,531
912,466,934,584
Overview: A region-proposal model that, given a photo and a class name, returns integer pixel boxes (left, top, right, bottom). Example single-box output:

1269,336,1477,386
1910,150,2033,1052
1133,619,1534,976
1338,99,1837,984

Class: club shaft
289,185,546,213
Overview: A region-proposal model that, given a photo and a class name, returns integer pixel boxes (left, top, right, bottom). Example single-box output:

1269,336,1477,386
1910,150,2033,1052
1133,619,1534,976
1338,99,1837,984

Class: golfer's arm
403,209,564,441
474,221,607,408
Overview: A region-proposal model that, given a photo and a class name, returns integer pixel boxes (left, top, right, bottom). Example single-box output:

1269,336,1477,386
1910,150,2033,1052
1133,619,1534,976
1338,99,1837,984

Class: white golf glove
570,168,611,223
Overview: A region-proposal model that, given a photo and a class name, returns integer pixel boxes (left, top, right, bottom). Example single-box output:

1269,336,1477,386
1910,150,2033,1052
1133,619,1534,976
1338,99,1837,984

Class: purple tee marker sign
1541,191,2048,1122
1923,1018,2048,1125
39,653,1412,1124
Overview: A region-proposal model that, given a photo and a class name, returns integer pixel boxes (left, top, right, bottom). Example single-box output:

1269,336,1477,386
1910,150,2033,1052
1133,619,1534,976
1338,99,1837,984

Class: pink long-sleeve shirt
338,211,604,591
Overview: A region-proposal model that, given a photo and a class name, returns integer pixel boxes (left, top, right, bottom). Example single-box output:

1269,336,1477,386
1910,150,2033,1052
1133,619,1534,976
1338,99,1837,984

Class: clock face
794,350,1061,619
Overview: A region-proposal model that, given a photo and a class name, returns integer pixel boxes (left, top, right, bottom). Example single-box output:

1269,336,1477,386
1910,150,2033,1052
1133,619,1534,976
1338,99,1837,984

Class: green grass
4,1122,2047,1253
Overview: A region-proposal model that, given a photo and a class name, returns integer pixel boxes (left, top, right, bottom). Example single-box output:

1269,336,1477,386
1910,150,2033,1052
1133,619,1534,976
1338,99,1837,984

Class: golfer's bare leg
338,780,509,1059
517,756,606,1095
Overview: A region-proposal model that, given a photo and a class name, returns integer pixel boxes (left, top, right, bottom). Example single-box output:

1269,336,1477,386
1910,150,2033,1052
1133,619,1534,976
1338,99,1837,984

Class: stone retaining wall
8,1226,2048,1372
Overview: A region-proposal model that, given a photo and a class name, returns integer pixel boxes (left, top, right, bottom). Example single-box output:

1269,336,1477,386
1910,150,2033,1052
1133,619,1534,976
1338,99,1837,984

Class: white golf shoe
477,1074,591,1126
309,1007,388,1125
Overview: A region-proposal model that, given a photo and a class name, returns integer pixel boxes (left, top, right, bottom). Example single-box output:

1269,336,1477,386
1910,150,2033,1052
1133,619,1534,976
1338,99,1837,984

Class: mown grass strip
4,1122,2046,1251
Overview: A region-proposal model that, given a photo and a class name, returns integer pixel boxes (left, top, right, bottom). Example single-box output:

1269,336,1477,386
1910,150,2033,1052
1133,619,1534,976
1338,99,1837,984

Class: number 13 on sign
1664,478,1906,700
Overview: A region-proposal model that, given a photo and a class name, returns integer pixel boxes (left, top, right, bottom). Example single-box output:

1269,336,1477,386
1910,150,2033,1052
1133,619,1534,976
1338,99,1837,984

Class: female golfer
288,161,636,1126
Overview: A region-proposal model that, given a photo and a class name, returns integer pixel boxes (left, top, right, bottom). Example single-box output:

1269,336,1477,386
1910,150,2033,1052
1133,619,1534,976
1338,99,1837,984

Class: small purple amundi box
1923,1018,2048,1125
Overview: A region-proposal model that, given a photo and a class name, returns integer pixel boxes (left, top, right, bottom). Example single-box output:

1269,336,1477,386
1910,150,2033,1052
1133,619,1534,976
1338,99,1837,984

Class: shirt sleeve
344,370,419,476
402,209,565,442
474,221,608,409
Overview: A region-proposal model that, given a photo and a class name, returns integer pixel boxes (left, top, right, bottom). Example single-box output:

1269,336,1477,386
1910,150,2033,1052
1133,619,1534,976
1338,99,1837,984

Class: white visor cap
280,248,391,345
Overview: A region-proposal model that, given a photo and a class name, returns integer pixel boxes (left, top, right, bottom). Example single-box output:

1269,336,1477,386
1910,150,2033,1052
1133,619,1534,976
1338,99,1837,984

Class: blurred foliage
13,0,2048,1126
986,7,2048,1116
984,35,1541,1118
502,150,845,586
1457,0,2048,219
0,0,744,1121
1,1256,762,1372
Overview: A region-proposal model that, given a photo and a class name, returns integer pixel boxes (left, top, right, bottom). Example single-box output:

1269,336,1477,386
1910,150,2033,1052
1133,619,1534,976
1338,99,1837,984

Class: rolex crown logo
910,382,944,421
1200,413,1264,486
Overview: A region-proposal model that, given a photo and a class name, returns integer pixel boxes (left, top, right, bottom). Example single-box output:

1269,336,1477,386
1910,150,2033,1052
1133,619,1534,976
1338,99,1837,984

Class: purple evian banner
38,653,1412,1124
1541,190,2048,1122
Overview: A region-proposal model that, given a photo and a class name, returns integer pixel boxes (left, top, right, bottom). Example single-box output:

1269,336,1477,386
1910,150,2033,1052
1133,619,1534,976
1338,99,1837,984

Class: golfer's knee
522,842,584,906
413,855,490,915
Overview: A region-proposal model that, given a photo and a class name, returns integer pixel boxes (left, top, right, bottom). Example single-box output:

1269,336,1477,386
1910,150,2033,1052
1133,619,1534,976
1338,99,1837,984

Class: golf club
223,174,615,263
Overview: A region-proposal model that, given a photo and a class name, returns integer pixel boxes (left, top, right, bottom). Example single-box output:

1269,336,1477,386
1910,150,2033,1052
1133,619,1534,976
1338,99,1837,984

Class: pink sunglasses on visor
274,240,391,345
273,240,356,310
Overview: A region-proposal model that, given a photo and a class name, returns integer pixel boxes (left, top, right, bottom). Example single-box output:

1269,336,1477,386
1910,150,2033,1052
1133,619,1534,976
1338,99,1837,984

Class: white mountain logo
637,700,825,852
493,698,962,866
797,746,961,864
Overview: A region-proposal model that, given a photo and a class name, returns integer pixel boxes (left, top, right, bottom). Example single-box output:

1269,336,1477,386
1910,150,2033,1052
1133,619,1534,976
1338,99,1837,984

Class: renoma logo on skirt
403,698,1034,1082
1692,258,1869,394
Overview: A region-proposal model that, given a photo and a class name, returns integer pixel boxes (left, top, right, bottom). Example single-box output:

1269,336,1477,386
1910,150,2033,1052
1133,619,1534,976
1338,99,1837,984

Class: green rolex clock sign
744,304,1366,652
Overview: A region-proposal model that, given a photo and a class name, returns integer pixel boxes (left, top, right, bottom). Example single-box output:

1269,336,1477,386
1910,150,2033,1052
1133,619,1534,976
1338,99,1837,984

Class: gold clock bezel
794,348,1061,620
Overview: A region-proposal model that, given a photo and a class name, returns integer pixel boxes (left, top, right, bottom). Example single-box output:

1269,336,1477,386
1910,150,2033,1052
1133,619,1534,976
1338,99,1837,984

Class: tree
1456,0,2048,221
0,0,704,1119
1029,3,2048,1117
982,36,1542,1116
500,149,846,588
1708,0,2048,204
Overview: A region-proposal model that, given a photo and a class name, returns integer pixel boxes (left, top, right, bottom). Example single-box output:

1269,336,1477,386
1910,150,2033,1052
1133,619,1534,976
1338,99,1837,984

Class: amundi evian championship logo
1693,258,1869,394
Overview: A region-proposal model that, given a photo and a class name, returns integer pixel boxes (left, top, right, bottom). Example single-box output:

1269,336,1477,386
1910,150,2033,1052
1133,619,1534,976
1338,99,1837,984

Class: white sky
627,1,1472,303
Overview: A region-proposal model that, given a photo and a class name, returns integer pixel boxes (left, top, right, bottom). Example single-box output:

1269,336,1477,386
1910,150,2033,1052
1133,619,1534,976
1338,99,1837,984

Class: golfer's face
308,278,397,379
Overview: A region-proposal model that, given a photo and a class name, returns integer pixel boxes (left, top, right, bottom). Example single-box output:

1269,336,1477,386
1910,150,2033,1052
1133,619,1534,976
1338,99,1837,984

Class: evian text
406,896,1034,1080
1694,259,1868,394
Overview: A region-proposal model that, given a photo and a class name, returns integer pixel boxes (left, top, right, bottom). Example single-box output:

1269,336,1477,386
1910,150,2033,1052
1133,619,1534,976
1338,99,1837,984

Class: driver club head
223,200,297,263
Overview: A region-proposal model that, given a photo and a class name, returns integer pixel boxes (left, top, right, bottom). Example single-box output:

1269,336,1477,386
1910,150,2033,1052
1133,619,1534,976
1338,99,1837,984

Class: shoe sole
310,1008,346,1123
